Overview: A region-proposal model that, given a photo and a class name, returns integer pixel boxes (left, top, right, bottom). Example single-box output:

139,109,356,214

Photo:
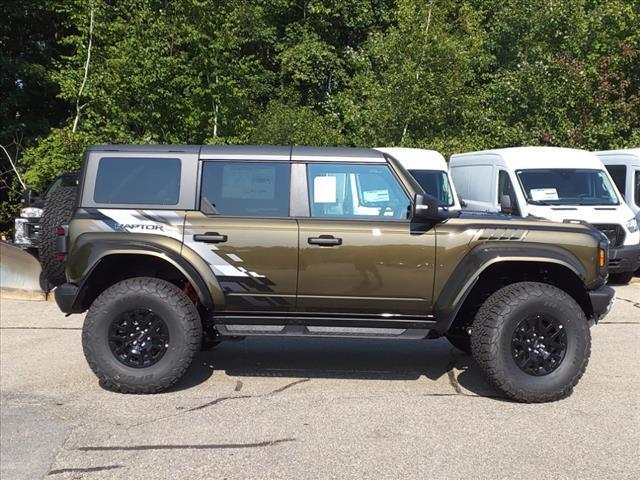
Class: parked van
450,147,640,283
375,148,461,210
595,148,640,224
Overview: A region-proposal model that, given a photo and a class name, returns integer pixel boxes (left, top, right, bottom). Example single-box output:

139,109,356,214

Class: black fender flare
67,233,225,311
432,242,588,333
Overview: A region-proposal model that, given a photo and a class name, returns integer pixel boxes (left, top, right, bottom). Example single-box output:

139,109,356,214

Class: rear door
184,159,298,312
296,161,436,316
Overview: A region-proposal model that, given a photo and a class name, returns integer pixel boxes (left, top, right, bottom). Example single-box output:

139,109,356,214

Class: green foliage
1,0,639,234
20,128,96,192
250,99,344,145
0,0,71,232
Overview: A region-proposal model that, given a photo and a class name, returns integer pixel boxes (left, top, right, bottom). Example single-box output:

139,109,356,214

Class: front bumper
14,217,40,248
608,243,640,273
588,285,615,322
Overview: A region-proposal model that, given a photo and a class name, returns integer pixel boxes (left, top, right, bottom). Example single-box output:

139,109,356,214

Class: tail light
55,225,69,262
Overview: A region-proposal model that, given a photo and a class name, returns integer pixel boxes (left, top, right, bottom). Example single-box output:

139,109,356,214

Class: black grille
593,224,625,248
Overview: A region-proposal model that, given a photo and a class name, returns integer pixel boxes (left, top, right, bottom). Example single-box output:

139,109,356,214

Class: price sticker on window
313,176,337,203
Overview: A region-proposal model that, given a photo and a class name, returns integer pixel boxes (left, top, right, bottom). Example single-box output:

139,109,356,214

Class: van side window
307,163,410,220
635,170,640,207
200,161,290,217
498,170,520,215
605,165,627,198
451,165,493,202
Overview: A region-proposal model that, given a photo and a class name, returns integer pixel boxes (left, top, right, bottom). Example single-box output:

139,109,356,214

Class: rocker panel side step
214,314,435,339
216,324,430,339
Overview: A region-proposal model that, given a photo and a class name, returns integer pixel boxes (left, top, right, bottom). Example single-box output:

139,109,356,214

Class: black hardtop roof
87,144,201,153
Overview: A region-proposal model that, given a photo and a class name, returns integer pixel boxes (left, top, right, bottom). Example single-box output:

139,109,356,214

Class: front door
185,160,297,311
297,162,436,316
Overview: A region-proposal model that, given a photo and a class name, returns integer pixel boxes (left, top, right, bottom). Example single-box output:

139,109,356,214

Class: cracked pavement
1,281,639,479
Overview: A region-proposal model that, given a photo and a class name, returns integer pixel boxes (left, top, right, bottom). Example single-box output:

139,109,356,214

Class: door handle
194,232,228,243
308,235,342,246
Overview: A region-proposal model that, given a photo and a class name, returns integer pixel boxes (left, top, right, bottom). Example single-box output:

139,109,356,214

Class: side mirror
457,194,467,208
413,193,441,221
500,194,514,214
20,189,38,206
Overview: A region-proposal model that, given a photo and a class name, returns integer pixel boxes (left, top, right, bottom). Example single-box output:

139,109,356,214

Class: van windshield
408,170,454,206
516,169,619,206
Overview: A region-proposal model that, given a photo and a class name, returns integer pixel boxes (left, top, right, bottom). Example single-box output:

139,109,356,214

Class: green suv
49,145,614,402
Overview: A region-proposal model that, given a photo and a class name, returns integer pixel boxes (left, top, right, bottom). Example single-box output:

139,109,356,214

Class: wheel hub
108,308,169,368
511,315,567,376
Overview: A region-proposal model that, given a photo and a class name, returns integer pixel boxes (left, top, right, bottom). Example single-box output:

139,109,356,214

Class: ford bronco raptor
48,145,614,402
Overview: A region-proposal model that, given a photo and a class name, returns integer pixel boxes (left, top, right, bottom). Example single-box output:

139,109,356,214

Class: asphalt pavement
1,282,639,479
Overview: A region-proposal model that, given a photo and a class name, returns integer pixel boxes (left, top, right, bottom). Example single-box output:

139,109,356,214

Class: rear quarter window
94,157,181,205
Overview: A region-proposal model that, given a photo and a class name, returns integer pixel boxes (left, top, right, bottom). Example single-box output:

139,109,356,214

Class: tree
4,0,639,238
0,1,70,232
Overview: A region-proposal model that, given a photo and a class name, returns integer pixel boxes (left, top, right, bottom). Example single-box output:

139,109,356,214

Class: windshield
408,170,454,207
44,172,78,197
516,169,619,206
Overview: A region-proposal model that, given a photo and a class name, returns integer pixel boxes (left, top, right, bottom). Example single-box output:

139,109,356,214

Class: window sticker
363,189,390,203
530,188,559,201
313,176,337,203
221,164,276,200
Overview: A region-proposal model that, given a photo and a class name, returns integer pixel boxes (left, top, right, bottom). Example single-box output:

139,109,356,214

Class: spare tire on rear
39,186,77,286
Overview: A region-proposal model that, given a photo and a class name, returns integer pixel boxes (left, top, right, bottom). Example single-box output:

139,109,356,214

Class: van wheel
82,277,202,394
608,271,634,285
470,282,590,403
39,186,77,286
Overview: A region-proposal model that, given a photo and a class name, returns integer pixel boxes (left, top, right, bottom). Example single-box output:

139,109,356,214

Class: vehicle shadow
171,336,507,400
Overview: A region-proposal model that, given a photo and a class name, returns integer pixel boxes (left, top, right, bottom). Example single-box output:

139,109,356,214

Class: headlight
20,207,43,218
625,218,639,233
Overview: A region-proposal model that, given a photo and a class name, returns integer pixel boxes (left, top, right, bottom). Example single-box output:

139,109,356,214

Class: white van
595,148,640,224
450,146,640,283
375,147,461,211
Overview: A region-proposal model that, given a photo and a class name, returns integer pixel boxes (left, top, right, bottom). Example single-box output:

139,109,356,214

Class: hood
525,204,632,225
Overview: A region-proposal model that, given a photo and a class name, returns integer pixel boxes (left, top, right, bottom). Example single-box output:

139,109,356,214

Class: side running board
214,314,436,340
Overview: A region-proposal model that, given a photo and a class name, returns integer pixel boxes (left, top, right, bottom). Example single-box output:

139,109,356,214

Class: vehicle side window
498,170,520,215
605,165,627,198
635,170,640,207
94,157,181,205
200,161,290,217
307,163,410,220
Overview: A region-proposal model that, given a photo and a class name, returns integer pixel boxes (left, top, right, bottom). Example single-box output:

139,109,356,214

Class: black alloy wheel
511,315,567,376
108,308,170,368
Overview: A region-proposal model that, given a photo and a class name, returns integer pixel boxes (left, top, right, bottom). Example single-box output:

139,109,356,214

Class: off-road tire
39,186,77,286
608,271,634,285
82,277,202,394
470,282,590,403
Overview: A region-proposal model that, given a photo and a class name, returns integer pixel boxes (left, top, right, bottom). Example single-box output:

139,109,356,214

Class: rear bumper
588,285,615,322
608,243,640,273
54,283,83,314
